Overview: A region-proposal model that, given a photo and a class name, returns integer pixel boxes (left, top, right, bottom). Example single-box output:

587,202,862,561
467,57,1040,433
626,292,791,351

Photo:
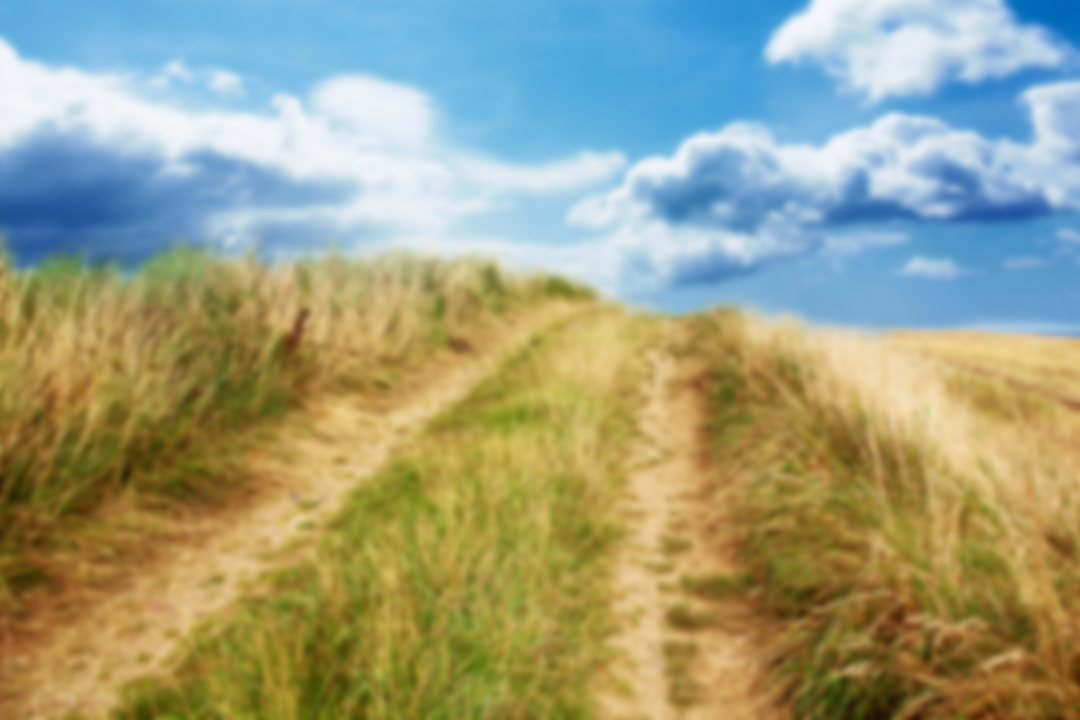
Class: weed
646,560,676,575
660,535,692,555
666,604,717,631
680,572,751,600
663,640,701,706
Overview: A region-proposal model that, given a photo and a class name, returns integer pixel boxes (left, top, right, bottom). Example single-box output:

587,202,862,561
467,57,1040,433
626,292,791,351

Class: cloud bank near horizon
562,0,1080,293
570,81,1080,288
0,38,625,264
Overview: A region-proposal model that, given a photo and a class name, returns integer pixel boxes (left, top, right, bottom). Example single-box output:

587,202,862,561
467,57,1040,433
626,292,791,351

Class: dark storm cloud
0,130,356,264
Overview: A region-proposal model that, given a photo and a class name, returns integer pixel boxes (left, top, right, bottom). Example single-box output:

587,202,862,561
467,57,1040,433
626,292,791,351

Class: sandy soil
601,328,781,720
0,307,572,720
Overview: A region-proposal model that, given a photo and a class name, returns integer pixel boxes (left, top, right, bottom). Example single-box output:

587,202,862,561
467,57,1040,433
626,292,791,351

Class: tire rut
2,307,575,720
601,328,781,720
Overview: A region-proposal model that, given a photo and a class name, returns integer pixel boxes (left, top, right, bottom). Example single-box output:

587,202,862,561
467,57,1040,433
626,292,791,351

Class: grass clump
0,245,594,618
680,572,752,601
110,309,644,719
692,309,1080,719
662,640,702,707
660,535,692,555
665,604,718,631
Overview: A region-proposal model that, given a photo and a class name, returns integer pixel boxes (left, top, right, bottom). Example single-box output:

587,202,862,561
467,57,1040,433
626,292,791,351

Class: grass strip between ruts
110,308,646,720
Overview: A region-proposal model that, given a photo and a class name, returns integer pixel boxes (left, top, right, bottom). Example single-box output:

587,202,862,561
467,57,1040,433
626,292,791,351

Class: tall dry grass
0,246,593,614
891,330,1080,439
892,331,1080,404
693,309,1080,719
110,309,645,719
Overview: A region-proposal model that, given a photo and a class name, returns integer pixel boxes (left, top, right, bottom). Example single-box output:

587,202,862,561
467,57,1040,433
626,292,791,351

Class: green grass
662,640,702,707
660,535,692,555
665,604,718,631
679,572,752,601
109,308,645,720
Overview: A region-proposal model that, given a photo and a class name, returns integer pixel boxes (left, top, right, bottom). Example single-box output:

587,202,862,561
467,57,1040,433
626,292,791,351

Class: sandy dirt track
1,307,573,720
601,328,781,720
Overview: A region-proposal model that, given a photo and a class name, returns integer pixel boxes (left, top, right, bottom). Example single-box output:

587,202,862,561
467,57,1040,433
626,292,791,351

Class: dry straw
698,309,1080,719
0,246,591,616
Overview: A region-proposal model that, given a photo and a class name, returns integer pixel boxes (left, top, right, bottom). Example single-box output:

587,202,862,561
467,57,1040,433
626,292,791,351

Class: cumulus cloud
149,60,195,88
207,70,244,97
1058,228,1080,243
150,61,246,98
453,151,627,194
766,0,1069,101
611,220,822,290
0,38,623,263
0,130,358,263
570,81,1080,288
311,75,434,147
900,256,962,278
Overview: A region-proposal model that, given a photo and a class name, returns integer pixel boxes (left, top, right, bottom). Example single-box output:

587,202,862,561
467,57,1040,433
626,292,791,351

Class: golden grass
892,330,1080,413
0,247,593,619
693,309,1080,719
109,308,647,719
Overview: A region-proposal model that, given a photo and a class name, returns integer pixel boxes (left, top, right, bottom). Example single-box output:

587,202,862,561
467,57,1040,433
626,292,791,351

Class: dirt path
2,308,572,720
602,328,779,720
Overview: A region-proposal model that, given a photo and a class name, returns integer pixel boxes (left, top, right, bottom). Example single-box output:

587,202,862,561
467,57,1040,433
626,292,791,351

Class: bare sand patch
601,326,781,720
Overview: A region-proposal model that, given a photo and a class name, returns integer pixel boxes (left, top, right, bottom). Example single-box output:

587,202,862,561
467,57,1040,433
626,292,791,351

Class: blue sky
2,0,1080,330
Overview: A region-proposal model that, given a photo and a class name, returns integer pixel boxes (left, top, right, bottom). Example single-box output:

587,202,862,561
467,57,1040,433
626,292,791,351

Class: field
4,249,1080,720
892,330,1080,415
0,248,594,707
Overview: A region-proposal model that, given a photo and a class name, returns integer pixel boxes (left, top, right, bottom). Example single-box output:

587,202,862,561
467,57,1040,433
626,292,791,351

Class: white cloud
453,151,627,194
767,0,1069,101
1003,256,1044,270
149,60,194,88
207,69,245,97
569,81,1080,288
824,230,908,256
1057,228,1080,243
150,61,245,97
311,75,434,147
0,38,623,261
900,256,962,278
607,219,822,290
570,112,1056,236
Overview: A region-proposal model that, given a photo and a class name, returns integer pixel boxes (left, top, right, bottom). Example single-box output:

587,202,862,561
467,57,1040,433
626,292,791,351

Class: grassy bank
691,310,1080,719
110,308,645,719
0,247,592,616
